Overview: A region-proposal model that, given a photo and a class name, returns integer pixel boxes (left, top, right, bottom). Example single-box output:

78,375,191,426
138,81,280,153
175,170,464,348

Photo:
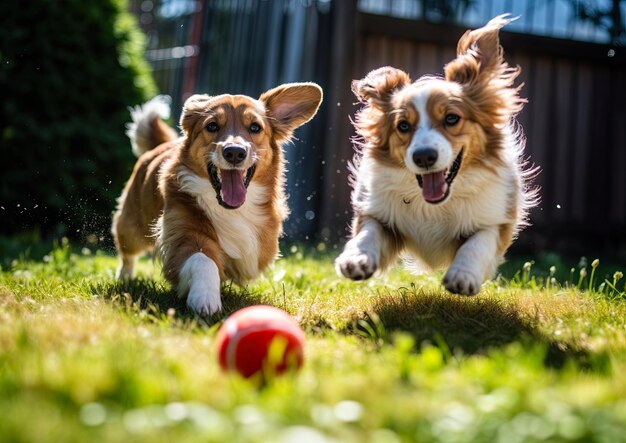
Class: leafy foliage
0,0,156,240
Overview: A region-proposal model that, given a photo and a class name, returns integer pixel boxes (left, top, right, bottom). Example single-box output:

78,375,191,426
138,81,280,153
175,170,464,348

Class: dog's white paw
179,253,222,316
443,266,483,295
187,287,222,316
335,249,378,281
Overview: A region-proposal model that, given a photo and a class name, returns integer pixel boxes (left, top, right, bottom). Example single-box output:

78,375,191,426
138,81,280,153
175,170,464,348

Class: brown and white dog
335,15,538,294
112,84,322,315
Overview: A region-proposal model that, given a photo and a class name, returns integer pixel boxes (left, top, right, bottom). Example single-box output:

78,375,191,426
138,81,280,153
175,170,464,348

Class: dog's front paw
443,266,483,295
178,253,222,316
187,287,222,316
335,249,378,281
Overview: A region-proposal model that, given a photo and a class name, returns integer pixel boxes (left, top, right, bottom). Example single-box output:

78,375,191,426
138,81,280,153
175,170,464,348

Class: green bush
0,0,156,244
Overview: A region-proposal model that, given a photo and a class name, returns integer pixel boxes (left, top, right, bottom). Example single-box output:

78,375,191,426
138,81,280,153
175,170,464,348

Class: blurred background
1,0,625,259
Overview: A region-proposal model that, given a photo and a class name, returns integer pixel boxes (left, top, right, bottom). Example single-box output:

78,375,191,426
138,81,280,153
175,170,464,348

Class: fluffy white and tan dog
335,15,538,294
112,84,322,315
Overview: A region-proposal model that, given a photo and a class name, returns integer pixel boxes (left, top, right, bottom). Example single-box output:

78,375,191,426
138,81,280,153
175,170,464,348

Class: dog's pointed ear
260,83,323,143
180,94,211,135
445,14,515,86
352,67,411,107
445,15,524,122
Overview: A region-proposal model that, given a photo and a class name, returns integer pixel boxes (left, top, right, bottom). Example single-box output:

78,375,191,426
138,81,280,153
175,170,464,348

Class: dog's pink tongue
422,171,448,203
220,169,246,208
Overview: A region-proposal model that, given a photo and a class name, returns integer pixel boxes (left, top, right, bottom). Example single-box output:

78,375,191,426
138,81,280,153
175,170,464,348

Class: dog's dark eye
444,114,461,126
249,123,262,134
397,120,411,133
206,122,220,133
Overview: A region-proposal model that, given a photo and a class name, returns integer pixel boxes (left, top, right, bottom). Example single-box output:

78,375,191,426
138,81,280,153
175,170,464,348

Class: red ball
215,305,305,378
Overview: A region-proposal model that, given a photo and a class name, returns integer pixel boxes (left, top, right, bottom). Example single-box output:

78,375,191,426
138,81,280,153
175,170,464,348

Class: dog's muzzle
208,162,256,209
416,148,464,204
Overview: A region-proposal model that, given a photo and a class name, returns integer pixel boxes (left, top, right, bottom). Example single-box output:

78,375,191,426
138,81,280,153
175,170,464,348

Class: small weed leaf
355,311,387,346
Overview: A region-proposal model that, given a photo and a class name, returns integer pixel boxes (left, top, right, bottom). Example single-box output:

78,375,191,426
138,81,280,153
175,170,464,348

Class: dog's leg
335,216,400,280
116,254,138,280
178,252,222,316
443,227,501,295
112,208,153,281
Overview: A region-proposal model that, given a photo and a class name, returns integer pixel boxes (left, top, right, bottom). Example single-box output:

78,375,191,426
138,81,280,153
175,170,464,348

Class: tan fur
113,142,176,261
113,84,322,313
149,118,179,151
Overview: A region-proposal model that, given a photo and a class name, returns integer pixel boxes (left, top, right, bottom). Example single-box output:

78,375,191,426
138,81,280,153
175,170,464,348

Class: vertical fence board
552,59,573,222
526,56,552,225
392,38,414,73
586,66,612,235
414,43,439,77
571,64,593,223
610,67,626,226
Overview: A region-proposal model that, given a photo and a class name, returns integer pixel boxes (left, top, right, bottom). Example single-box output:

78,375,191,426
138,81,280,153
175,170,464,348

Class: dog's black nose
412,148,438,169
223,145,247,165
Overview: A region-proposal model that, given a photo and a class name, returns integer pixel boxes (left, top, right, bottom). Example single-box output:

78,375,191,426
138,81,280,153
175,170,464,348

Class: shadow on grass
346,286,609,372
90,278,271,325
91,277,610,372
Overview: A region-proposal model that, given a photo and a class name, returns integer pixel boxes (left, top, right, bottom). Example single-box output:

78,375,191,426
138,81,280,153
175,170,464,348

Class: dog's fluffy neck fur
172,165,280,283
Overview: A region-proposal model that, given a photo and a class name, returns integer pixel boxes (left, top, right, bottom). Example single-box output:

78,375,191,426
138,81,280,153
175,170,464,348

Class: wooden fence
133,1,626,255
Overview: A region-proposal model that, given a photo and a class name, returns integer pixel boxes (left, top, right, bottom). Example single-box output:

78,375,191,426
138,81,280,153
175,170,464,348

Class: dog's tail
126,95,178,157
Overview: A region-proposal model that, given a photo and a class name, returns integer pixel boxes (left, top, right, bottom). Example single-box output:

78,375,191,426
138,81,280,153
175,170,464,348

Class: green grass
1,241,626,442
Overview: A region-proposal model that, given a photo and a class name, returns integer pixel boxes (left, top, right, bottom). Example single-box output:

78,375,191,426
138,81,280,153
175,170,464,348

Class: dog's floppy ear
180,94,211,135
445,14,515,86
260,83,323,143
352,67,411,108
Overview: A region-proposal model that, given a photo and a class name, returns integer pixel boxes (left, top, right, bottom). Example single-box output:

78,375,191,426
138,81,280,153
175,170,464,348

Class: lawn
1,240,626,442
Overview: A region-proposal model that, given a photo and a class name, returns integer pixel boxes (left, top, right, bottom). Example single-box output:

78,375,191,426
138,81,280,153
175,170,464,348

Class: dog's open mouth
416,148,464,204
208,163,256,209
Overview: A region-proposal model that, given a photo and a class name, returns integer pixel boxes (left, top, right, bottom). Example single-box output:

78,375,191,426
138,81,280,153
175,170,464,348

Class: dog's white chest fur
177,169,267,281
354,158,515,269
